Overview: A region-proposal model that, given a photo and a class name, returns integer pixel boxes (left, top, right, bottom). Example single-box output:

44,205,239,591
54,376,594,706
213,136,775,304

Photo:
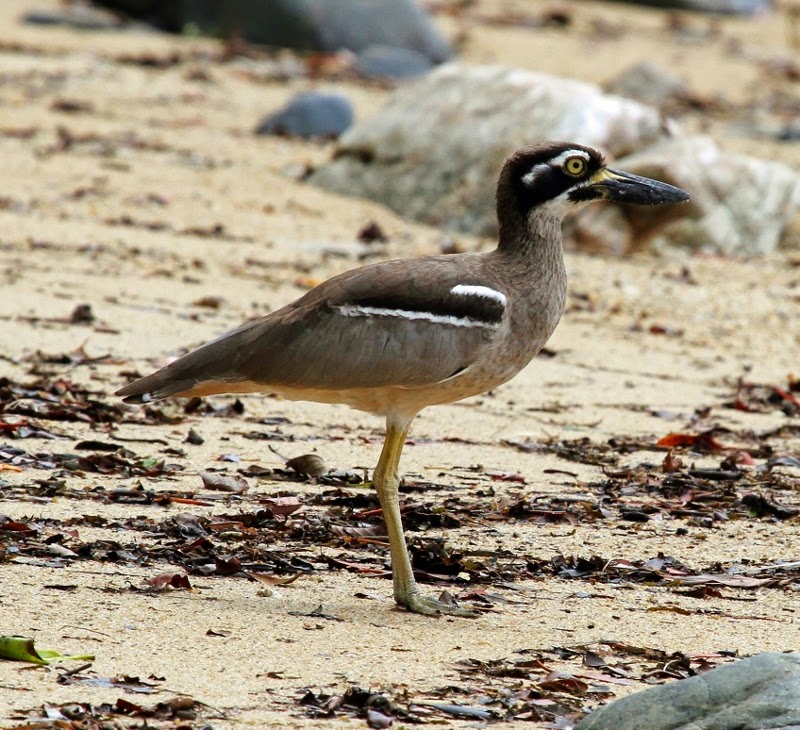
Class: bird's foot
399,590,480,618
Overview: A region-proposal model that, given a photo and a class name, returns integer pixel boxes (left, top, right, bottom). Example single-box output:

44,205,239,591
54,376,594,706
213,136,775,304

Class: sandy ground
1,0,800,727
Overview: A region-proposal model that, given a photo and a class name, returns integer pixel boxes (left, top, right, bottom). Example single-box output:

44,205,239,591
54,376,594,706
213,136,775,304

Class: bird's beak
572,168,690,206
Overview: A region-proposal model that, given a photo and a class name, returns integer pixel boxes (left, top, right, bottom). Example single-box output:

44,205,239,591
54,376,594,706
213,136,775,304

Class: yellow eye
564,156,587,176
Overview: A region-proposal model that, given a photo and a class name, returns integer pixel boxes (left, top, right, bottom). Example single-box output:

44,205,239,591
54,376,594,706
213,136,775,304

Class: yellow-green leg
372,414,477,618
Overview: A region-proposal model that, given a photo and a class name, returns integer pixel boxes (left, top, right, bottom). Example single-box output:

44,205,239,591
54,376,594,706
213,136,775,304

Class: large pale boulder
312,64,800,255
310,63,668,237
572,136,800,255
576,653,800,730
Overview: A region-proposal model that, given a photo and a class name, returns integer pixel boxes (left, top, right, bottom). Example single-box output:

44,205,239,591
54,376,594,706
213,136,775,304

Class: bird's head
496,142,689,240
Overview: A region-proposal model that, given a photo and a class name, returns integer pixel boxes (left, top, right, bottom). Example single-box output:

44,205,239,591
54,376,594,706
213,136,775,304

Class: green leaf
0,635,94,665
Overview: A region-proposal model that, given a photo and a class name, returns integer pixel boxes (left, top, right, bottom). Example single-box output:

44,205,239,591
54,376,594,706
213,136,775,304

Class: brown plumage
118,142,689,616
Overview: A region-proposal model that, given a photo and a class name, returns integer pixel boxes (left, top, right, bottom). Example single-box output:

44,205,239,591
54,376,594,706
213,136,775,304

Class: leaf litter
294,643,735,726
3,369,799,597
14,696,221,730
3,362,798,727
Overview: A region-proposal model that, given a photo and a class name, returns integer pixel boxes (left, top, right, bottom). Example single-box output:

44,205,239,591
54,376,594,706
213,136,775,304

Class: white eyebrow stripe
548,149,591,167
336,304,498,329
450,284,507,306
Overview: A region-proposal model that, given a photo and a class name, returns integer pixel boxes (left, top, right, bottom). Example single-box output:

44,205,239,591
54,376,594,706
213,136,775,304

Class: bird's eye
563,156,587,176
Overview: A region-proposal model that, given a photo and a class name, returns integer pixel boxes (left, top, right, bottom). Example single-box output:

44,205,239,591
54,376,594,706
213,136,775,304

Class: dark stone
88,0,182,30
778,119,800,142
255,92,353,139
354,46,434,79
90,0,453,62
600,0,769,14
576,653,800,730
24,4,128,30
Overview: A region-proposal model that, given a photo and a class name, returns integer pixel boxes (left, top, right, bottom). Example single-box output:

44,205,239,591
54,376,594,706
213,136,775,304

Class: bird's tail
116,321,260,404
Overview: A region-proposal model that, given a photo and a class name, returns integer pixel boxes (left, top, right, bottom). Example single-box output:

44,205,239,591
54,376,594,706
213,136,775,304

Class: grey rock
354,46,434,79
255,92,353,139
600,0,769,14
572,135,800,255
778,118,800,142
92,0,452,63
311,63,667,237
606,61,688,108
24,4,126,30
88,0,182,30
576,652,800,730
90,0,453,63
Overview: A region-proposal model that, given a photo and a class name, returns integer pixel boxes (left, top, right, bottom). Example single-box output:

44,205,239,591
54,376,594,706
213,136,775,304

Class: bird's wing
117,256,507,402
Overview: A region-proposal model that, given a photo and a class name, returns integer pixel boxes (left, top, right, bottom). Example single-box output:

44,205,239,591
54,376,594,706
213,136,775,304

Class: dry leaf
246,571,302,586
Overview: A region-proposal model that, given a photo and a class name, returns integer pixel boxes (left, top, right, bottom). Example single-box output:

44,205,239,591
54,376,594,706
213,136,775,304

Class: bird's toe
398,590,481,618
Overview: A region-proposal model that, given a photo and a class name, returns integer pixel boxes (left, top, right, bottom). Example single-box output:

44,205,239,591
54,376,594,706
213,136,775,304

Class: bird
117,141,689,617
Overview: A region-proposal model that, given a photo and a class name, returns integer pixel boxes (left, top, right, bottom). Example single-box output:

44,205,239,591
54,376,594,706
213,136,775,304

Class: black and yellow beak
570,168,690,206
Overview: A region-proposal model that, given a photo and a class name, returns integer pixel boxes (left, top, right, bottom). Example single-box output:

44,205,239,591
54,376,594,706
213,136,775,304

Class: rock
255,92,353,139
571,135,800,255
606,61,688,108
576,653,800,730
778,118,800,141
354,46,434,79
601,0,769,13
311,63,667,237
87,0,182,30
24,4,126,30
91,0,452,63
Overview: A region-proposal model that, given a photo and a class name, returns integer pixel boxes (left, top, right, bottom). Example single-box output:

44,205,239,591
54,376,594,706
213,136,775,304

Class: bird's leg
372,415,478,618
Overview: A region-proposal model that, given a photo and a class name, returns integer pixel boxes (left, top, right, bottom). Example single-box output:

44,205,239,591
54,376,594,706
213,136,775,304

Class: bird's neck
496,206,564,268
494,205,568,342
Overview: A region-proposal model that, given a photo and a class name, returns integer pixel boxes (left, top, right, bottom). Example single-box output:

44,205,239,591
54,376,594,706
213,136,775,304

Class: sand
1,0,799,727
